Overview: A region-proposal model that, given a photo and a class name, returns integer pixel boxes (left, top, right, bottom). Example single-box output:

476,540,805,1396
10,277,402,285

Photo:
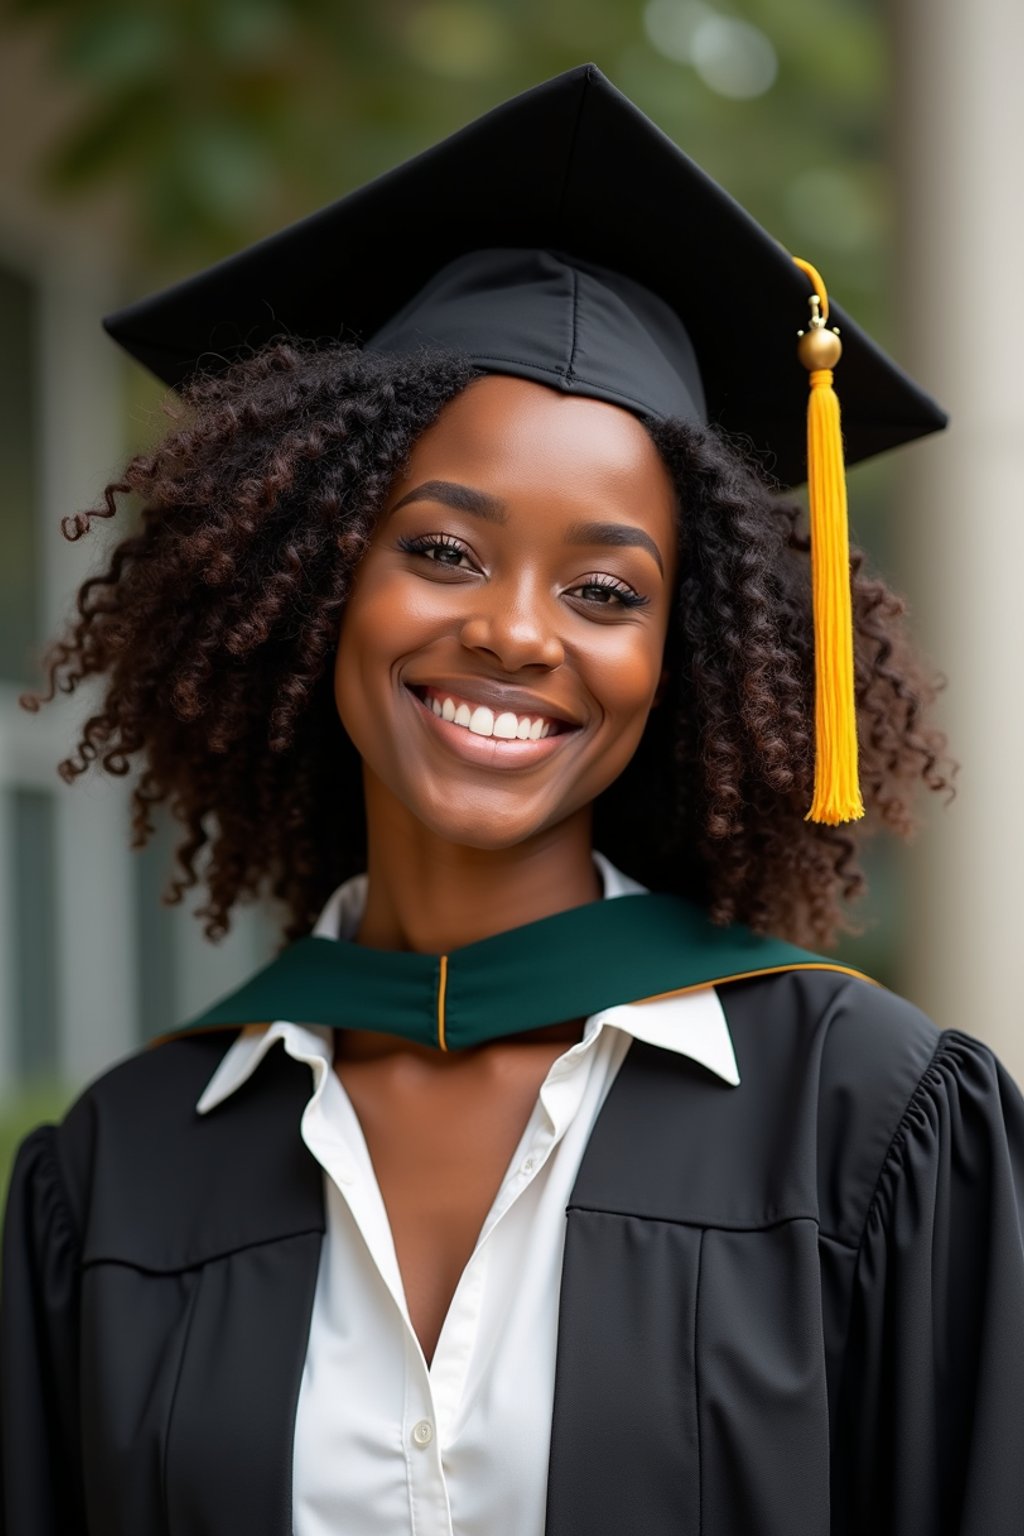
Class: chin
408,800,554,852
397,773,587,850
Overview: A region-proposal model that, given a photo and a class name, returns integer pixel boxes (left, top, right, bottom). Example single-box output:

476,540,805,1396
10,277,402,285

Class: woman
3,64,1023,1536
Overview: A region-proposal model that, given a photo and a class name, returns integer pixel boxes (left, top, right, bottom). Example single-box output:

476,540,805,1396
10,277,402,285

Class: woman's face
334,374,679,849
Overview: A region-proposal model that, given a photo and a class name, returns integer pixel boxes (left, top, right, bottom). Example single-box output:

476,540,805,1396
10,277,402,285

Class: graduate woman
3,64,1023,1536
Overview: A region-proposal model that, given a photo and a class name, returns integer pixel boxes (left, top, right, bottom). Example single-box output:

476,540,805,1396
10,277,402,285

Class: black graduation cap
103,61,945,489
103,62,947,828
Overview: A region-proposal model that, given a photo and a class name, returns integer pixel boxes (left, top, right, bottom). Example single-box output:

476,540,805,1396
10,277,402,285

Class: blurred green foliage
10,0,892,337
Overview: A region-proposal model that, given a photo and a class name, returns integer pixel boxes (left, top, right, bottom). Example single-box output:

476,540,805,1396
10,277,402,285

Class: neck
354,774,602,954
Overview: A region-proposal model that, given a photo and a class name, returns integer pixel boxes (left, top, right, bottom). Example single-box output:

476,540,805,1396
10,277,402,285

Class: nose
458,582,565,672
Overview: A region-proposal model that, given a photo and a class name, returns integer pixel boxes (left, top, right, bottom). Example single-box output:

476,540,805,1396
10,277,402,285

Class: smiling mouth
408,684,571,741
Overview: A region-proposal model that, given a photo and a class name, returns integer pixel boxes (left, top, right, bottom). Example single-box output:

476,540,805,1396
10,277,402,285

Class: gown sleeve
0,1125,87,1535
834,1027,1024,1535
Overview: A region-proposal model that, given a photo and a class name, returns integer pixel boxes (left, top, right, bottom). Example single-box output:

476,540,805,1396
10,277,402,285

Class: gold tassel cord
793,256,865,825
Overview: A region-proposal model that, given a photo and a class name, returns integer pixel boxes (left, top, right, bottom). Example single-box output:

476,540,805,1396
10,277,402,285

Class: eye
569,574,650,610
396,532,475,570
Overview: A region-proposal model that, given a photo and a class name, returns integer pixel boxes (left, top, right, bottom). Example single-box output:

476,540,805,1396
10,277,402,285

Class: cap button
797,326,843,371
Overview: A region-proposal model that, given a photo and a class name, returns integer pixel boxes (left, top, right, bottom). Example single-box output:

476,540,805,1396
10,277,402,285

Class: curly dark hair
22,339,954,949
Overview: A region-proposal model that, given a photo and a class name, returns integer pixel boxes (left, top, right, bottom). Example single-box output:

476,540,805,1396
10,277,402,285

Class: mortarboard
102,62,947,825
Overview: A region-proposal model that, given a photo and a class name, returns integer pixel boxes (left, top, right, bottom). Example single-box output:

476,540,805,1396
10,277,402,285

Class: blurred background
1,0,1021,1185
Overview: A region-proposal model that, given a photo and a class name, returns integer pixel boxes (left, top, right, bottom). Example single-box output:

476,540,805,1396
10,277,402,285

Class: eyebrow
565,519,664,576
390,479,665,576
391,479,507,523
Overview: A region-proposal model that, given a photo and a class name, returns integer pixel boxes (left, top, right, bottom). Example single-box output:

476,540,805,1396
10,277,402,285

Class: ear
651,666,670,708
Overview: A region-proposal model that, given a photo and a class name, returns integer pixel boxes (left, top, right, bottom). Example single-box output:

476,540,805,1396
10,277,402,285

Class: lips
405,678,580,731
417,685,558,740
403,682,582,768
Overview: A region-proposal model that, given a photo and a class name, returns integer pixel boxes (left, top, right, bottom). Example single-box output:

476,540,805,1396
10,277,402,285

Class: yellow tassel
793,256,864,825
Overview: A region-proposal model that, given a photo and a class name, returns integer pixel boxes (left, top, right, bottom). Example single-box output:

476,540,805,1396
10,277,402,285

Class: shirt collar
196,851,740,1115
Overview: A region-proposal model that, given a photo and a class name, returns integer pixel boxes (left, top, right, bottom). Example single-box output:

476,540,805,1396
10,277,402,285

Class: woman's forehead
397,376,676,511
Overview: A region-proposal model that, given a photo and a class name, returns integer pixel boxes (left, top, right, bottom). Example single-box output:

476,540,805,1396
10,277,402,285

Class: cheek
585,626,666,722
332,567,436,731
339,563,455,655
333,574,388,737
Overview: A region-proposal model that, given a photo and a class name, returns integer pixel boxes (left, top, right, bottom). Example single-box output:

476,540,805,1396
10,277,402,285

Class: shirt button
411,1419,434,1448
521,1155,535,1173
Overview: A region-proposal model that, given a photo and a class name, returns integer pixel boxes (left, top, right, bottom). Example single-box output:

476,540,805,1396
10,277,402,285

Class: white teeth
421,689,562,741
469,706,495,736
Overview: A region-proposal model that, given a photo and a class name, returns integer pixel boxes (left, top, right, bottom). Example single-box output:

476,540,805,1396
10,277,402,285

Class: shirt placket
294,1024,609,1536
304,1066,459,1534
402,1337,454,1536
423,1039,604,1448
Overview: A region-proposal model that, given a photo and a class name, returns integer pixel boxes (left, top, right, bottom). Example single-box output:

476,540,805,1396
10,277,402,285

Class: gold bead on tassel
793,255,865,825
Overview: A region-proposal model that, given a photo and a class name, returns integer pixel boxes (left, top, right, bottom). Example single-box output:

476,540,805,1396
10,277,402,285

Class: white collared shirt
197,852,740,1536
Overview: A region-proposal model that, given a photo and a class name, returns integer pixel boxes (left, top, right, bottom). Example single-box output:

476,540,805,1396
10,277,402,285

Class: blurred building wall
0,28,272,1105
893,0,1024,1081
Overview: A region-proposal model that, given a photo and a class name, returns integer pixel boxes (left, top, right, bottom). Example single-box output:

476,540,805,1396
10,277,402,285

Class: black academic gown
3,969,1024,1535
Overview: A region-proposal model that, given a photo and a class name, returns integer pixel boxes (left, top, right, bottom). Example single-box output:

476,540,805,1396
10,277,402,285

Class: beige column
892,0,1024,1077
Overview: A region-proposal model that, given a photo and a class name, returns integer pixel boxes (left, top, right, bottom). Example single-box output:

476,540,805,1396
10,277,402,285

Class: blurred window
0,260,40,684
10,786,59,1079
